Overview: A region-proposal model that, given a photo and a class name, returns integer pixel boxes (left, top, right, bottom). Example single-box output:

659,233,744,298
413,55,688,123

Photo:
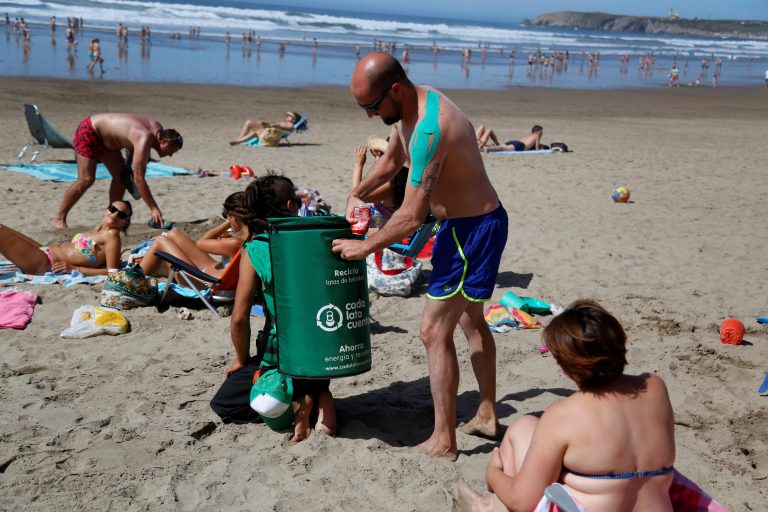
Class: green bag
249,368,294,431
268,216,371,379
100,263,158,310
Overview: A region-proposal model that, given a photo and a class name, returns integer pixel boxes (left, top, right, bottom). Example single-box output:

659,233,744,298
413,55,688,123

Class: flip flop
756,317,768,324
147,218,174,230
759,373,768,395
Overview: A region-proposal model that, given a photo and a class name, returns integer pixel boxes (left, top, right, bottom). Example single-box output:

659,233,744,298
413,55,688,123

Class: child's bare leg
314,390,336,436
291,394,313,443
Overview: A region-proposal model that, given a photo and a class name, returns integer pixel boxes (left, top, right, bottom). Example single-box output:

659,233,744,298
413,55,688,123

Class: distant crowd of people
6,12,765,88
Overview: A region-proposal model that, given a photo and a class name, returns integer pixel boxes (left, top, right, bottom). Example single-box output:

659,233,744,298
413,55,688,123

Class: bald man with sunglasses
332,52,508,461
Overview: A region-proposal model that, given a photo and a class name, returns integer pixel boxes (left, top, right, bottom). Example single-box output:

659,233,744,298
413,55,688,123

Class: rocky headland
524,11,768,39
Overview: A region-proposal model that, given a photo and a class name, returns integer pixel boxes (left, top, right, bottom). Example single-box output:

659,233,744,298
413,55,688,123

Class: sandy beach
0,77,767,511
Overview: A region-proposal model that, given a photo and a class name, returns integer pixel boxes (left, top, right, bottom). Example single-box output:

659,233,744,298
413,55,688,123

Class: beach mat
0,162,189,181
487,148,559,154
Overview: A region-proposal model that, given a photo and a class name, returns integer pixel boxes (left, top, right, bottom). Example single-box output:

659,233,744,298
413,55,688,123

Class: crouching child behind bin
210,173,336,442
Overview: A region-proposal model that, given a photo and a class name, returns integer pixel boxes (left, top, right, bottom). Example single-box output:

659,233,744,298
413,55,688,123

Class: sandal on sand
147,218,174,230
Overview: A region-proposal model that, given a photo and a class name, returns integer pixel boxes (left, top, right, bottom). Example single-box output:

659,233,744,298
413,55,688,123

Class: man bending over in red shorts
54,113,183,228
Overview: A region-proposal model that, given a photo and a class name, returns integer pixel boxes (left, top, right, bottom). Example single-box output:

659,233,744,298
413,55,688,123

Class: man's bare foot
53,218,68,229
457,479,493,512
228,140,238,146
408,440,458,461
459,417,500,440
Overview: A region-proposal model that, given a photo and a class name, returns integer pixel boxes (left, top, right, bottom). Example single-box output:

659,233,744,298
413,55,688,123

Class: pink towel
0,290,38,329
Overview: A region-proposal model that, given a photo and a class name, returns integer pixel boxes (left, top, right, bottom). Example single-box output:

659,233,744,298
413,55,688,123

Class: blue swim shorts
427,204,508,302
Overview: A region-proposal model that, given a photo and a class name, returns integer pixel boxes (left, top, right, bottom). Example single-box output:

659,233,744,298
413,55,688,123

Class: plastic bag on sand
60,305,129,339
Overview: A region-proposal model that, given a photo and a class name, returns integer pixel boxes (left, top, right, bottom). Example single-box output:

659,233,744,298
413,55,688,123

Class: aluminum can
351,205,371,235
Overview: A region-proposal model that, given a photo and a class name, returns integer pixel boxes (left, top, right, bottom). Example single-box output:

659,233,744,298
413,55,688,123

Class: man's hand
332,238,369,261
345,195,366,224
150,207,164,228
225,358,245,378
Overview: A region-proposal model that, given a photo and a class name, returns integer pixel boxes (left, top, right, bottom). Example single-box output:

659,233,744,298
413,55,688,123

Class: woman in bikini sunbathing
0,201,132,275
459,299,676,512
228,111,305,146
139,192,246,283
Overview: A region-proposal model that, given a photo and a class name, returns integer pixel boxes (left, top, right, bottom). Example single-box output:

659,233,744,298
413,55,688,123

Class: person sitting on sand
458,299,678,512
1,201,132,276
228,111,306,146
139,192,246,284
477,124,543,152
211,174,336,442
351,135,409,224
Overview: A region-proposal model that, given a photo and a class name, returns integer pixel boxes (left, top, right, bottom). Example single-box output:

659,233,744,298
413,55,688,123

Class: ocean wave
5,0,767,57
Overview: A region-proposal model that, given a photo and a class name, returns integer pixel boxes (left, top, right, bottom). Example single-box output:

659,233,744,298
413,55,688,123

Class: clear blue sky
255,1,768,24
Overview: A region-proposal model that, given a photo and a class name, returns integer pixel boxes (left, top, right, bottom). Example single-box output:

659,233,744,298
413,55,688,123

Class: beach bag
60,305,129,338
100,263,158,310
550,142,569,152
259,127,284,147
366,248,422,297
249,368,294,431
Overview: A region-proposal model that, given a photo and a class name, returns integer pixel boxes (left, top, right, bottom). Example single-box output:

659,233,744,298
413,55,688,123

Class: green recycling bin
268,216,371,378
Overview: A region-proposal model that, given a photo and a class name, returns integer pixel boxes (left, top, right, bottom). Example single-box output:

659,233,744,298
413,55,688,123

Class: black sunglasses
108,204,130,220
357,84,394,113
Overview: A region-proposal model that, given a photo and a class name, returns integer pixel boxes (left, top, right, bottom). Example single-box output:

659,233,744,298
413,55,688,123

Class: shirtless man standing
478,125,543,152
332,53,507,460
54,113,182,228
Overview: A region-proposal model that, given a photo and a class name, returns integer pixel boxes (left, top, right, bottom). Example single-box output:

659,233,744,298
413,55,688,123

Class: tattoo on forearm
423,162,441,197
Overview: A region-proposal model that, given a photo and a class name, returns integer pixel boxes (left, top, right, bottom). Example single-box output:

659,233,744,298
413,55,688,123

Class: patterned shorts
73,116,105,160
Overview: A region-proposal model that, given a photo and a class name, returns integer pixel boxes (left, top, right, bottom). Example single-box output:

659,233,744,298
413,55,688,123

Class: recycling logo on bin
316,303,343,332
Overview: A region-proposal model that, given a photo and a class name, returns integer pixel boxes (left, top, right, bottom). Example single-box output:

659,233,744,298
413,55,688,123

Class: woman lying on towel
139,192,246,282
228,111,305,146
459,299,677,512
0,200,132,275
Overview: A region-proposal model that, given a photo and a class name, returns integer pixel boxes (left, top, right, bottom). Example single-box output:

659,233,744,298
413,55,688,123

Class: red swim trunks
73,116,105,160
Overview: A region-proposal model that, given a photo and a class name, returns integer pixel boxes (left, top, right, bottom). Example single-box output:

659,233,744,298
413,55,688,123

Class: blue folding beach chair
389,217,441,258
241,116,309,147
154,250,241,316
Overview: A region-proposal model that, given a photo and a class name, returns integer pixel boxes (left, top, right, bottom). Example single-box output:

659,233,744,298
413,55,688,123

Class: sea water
2,0,767,89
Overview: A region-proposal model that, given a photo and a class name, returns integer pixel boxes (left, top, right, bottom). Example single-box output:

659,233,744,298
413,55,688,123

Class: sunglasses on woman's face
108,204,130,220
